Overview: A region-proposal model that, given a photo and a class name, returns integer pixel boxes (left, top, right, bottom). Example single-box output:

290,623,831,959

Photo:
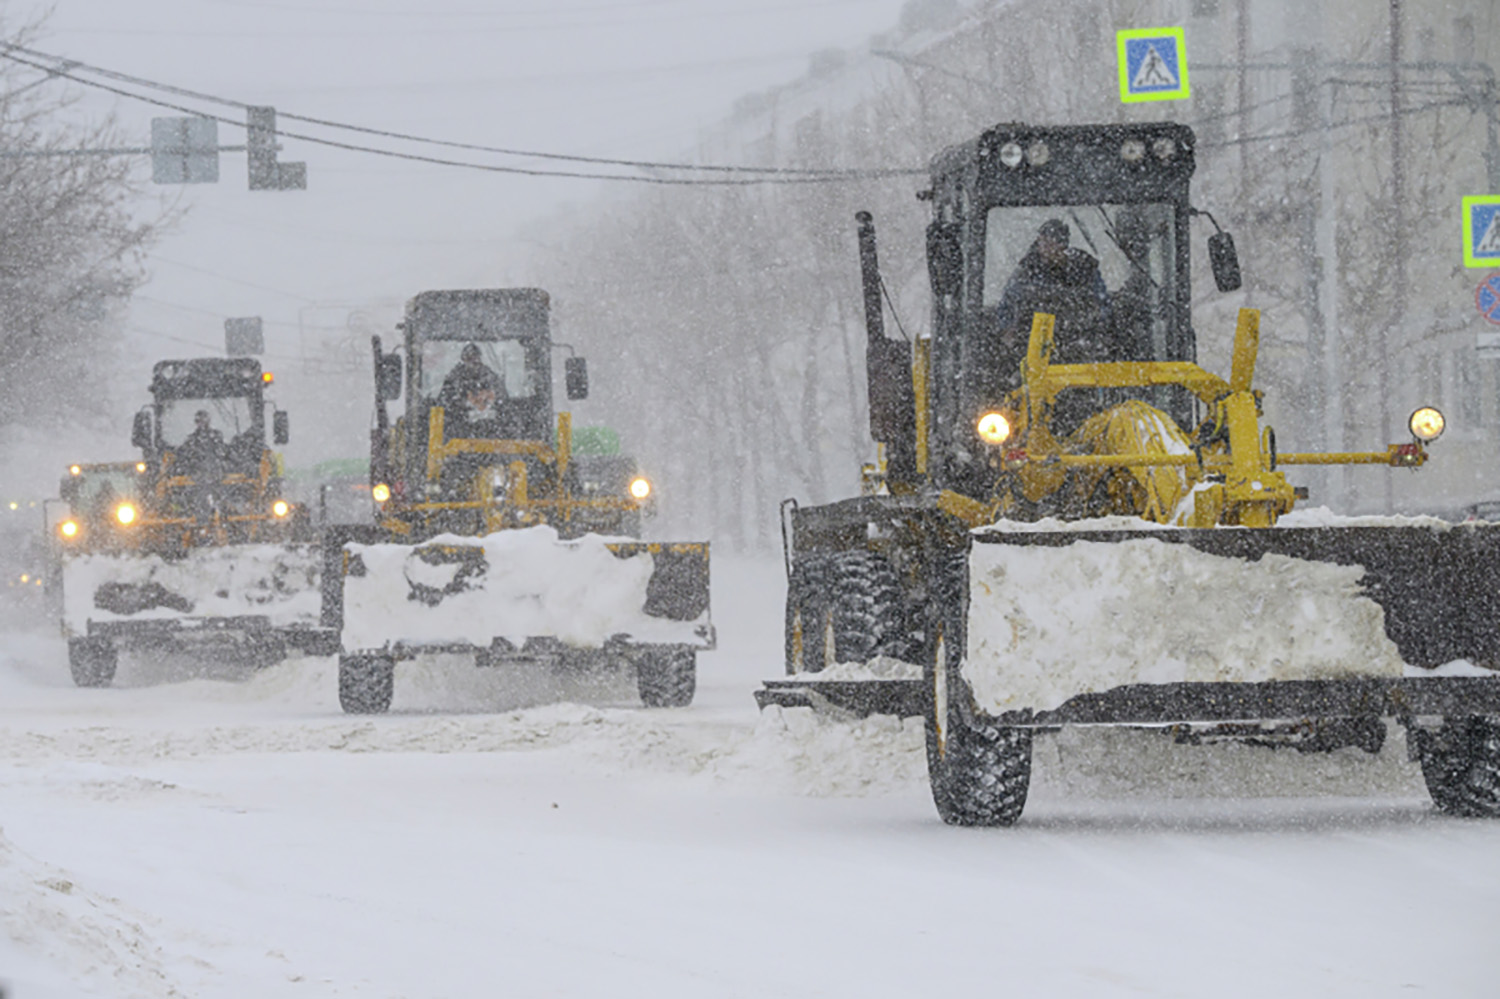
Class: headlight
629,477,652,500
371,483,391,503
136,462,147,473
1152,137,1177,161
272,500,290,518
60,520,79,539
1121,138,1146,162
115,503,137,526
976,411,1012,445
1409,406,1445,442
1025,140,1050,166
998,142,1023,168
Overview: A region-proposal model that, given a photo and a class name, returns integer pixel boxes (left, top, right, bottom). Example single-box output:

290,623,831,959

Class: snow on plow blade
60,544,332,670
964,521,1500,725
325,527,713,655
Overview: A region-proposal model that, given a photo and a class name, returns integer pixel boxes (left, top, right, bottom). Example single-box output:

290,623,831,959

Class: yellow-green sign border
1463,194,1500,268
1117,27,1191,104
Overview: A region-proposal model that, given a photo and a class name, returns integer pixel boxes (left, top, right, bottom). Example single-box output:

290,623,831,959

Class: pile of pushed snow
0,827,182,997
965,538,1404,714
1275,506,1454,530
726,706,927,796
342,526,708,651
978,515,1178,534
781,656,921,682
62,545,320,631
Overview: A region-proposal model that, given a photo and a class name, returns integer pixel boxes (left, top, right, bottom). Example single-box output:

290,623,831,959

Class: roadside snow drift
965,536,1403,714
62,545,321,634
342,526,708,651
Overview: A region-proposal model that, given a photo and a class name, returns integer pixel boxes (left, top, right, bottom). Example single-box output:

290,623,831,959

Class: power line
147,256,320,303
2,43,922,181
57,0,876,37
199,0,865,21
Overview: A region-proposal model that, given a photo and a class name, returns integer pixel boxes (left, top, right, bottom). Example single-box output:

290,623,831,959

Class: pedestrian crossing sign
1463,195,1500,268
1118,27,1190,103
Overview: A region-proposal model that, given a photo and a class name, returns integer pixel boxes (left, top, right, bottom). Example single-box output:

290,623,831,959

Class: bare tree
0,14,169,431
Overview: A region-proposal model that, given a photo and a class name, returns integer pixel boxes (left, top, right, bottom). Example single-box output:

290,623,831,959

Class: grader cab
760,122,1500,825
325,288,713,715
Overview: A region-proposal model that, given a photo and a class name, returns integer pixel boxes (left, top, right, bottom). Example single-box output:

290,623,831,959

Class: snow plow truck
757,122,1500,825
323,288,713,714
57,359,328,687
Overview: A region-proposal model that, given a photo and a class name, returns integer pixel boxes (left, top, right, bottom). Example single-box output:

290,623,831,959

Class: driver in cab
439,342,504,436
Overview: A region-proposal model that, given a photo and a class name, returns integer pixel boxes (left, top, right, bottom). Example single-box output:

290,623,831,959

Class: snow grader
758,122,1500,824
322,288,713,714
56,357,328,687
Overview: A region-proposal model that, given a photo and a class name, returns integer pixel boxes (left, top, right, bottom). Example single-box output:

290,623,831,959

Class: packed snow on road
2,556,1497,998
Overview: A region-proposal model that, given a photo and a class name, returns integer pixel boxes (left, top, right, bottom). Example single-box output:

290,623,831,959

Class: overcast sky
13,0,909,372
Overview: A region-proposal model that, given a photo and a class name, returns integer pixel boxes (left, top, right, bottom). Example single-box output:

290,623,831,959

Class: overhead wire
2,42,924,179
0,45,926,183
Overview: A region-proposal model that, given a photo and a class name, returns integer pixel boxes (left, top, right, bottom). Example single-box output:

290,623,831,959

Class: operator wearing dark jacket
175,410,226,477
439,342,506,439
993,218,1114,369
440,344,504,416
986,219,1116,437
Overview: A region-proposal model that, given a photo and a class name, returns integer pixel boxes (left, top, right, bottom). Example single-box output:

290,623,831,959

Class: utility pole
1235,0,1250,200
1383,0,1404,512
1315,47,1346,510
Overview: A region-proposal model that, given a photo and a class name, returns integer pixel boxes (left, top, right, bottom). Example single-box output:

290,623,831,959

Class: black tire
922,551,1032,827
784,554,832,674
1412,716,1500,818
637,647,696,708
68,637,117,688
784,550,912,675
339,654,394,714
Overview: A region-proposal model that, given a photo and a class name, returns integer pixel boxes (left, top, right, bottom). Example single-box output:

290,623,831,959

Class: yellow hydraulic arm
939,308,1433,530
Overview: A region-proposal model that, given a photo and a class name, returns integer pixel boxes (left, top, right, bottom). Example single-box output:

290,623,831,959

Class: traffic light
246,106,306,191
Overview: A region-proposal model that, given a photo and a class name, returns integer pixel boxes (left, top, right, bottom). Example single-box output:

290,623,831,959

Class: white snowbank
977,514,1178,534
341,526,708,652
0,826,178,997
62,545,321,633
1275,506,1454,530
1404,659,1498,678
781,655,921,682
965,538,1404,714
980,506,1458,536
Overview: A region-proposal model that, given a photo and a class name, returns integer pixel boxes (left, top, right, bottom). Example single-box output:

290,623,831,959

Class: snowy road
2,558,1498,997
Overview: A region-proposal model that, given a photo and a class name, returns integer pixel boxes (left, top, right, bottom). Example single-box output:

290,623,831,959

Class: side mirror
377,353,403,401
565,356,589,401
273,410,290,445
926,220,962,300
1209,231,1242,293
131,409,152,449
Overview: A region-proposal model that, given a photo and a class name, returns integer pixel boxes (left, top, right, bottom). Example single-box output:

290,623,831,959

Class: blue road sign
1118,28,1190,103
1465,196,1500,268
